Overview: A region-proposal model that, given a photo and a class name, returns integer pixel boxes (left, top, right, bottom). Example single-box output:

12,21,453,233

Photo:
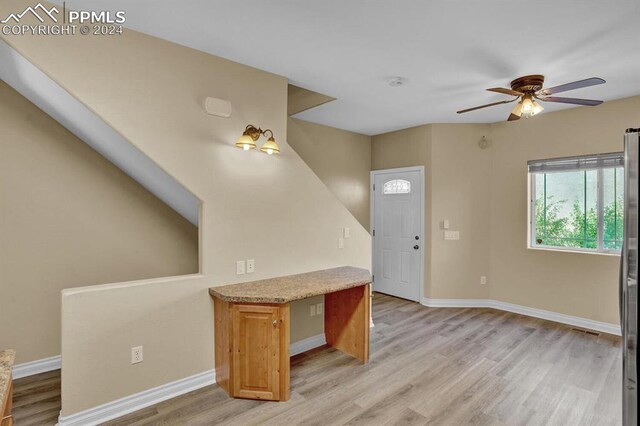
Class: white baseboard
55,335,326,425
422,298,494,308
290,333,327,356
421,297,621,336
13,355,61,379
57,369,215,426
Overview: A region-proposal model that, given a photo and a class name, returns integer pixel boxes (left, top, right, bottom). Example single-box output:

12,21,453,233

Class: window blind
528,152,624,173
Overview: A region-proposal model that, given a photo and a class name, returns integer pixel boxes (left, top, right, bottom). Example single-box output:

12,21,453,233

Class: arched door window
383,179,411,194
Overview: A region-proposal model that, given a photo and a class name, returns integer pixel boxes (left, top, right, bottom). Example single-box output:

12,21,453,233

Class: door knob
414,245,419,250
415,236,419,240
272,320,278,328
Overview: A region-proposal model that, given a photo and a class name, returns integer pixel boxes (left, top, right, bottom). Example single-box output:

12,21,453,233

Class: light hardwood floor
13,293,622,425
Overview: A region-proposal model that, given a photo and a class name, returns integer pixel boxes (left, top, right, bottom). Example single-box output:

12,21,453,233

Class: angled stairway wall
0,80,199,364
0,40,200,225
287,117,372,230
1,0,371,417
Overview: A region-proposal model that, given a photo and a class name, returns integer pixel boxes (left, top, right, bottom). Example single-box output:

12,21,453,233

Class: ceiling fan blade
457,98,517,114
487,87,523,97
539,77,605,95
540,96,603,106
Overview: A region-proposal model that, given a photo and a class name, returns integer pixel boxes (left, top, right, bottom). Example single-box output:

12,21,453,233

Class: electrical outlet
310,305,316,316
480,276,487,285
236,260,245,275
131,346,143,364
246,259,255,273
338,237,344,249
316,303,323,315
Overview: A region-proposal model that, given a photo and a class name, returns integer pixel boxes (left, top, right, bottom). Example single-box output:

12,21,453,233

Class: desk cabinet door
231,304,282,400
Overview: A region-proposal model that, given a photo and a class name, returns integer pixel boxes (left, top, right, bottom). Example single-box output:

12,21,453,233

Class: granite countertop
209,266,371,303
0,349,16,414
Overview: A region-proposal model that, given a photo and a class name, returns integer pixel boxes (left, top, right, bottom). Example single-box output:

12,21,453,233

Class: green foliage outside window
533,168,624,251
535,196,623,250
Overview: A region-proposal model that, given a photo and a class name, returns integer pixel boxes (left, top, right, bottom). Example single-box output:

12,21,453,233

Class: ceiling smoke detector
387,77,407,87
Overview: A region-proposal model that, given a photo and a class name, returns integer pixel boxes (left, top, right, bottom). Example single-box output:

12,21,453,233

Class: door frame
370,166,425,303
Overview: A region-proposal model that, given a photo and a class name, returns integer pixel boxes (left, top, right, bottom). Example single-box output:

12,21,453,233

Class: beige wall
430,124,492,300
372,125,430,171
488,96,640,324
288,85,335,116
288,118,372,229
0,81,199,364
1,0,370,415
371,125,433,296
372,97,640,325
371,124,491,300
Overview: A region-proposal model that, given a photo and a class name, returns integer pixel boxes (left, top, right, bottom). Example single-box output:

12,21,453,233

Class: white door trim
370,166,425,303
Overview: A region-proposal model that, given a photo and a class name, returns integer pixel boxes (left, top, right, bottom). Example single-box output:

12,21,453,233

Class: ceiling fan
457,75,605,121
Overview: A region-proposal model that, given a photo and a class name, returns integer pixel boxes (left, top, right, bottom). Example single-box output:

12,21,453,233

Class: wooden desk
209,266,371,401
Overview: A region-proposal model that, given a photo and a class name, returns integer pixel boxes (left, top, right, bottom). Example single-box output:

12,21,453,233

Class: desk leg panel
324,284,370,363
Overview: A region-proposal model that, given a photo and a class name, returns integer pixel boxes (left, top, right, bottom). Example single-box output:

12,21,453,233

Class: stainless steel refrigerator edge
622,128,638,426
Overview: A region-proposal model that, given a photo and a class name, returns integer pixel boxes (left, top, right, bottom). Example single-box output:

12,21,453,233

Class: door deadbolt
415,236,419,240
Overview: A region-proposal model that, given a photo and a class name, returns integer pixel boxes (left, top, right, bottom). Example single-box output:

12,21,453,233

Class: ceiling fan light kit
458,75,605,121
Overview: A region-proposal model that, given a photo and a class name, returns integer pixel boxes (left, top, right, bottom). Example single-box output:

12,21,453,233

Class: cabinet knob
272,320,278,328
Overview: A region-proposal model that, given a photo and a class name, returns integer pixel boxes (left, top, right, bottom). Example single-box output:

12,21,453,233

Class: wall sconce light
235,125,280,155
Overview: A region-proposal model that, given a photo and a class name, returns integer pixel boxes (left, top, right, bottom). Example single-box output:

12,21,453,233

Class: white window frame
528,153,624,256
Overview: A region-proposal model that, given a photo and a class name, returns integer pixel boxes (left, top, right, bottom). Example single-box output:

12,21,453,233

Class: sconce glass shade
235,134,257,150
260,137,280,155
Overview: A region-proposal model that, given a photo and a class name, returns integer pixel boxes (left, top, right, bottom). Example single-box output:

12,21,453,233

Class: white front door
372,168,423,302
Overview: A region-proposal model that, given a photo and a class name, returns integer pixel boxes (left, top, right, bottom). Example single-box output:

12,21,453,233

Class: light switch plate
480,276,487,285
338,237,344,249
343,227,350,238
443,219,450,229
236,260,245,275
444,230,460,240
316,303,323,315
246,259,255,273
310,305,316,316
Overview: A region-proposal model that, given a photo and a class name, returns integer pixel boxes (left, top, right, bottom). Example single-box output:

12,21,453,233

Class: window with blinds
528,152,624,254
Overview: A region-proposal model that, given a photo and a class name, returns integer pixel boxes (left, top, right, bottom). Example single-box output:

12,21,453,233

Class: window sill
527,246,621,257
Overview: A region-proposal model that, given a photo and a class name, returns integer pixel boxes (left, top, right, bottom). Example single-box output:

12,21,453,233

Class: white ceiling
57,0,640,135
